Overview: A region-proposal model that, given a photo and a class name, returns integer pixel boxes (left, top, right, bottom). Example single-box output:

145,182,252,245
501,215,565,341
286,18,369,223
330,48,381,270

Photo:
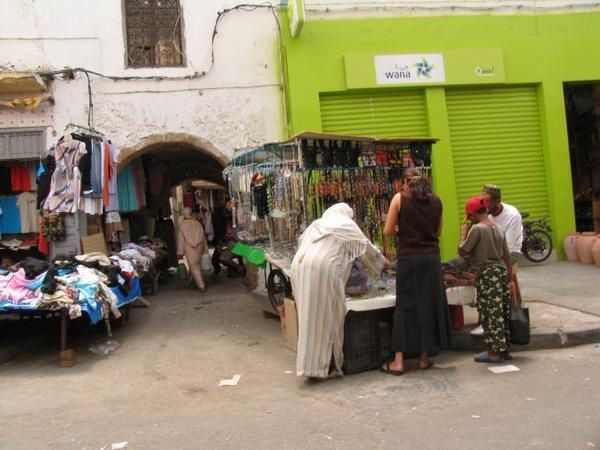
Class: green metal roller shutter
319,89,428,137
446,86,549,221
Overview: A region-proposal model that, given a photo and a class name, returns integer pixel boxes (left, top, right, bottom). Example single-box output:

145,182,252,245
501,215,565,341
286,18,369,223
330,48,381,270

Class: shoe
380,362,404,376
501,351,513,361
470,325,484,336
474,351,503,363
419,359,434,370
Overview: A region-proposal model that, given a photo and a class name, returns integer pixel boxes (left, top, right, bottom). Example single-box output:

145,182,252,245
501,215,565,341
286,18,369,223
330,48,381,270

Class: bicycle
521,213,553,263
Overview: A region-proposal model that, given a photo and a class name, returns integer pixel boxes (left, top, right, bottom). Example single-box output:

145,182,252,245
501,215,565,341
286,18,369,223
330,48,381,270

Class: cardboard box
282,298,298,352
81,232,107,255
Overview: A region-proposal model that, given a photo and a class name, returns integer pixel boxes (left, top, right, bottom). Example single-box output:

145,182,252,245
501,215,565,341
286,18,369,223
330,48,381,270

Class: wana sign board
375,54,446,85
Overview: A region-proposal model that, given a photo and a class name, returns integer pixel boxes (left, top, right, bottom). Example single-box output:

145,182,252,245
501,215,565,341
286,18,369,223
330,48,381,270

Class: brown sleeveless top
396,193,442,256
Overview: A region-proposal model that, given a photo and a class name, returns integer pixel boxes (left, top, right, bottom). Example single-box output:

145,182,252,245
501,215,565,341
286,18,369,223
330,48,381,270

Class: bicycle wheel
267,268,291,311
523,229,553,263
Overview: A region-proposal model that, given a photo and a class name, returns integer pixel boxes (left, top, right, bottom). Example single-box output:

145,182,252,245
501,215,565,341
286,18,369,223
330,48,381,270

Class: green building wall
281,11,600,259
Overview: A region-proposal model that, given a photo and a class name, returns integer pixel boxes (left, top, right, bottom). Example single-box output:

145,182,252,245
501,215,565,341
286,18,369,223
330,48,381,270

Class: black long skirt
392,253,452,356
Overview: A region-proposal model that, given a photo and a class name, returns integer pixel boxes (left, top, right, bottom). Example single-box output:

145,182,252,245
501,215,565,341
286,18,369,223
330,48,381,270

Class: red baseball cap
465,195,488,218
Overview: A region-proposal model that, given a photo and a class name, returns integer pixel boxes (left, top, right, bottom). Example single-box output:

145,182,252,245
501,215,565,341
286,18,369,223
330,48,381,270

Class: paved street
1,276,599,450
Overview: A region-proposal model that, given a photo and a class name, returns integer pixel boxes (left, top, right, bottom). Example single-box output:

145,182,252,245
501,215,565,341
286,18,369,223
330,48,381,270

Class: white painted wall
0,0,285,160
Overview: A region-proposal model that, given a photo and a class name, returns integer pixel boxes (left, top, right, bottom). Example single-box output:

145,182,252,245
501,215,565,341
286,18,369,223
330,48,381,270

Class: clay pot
563,232,580,262
576,232,597,264
592,236,600,267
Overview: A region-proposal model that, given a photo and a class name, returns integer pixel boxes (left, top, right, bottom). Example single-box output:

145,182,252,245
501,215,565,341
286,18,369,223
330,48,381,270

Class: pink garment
0,268,40,304
43,139,87,213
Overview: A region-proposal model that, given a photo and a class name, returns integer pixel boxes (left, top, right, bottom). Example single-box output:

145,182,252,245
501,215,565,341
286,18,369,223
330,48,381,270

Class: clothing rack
64,123,105,138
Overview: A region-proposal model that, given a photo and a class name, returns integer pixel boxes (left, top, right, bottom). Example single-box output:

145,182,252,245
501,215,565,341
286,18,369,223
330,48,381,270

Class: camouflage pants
476,264,511,352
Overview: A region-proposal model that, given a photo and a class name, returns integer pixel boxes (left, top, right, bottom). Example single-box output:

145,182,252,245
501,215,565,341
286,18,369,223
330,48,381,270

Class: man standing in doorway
470,184,524,336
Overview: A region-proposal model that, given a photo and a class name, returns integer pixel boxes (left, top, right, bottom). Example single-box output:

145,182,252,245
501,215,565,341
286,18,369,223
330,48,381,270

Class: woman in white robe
290,203,386,379
177,207,208,292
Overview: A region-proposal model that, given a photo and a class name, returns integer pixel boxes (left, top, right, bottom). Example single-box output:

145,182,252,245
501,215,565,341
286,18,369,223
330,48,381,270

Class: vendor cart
225,132,438,309
226,132,478,374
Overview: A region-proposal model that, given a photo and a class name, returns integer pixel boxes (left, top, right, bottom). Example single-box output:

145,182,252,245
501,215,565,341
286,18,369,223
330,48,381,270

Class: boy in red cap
459,195,515,363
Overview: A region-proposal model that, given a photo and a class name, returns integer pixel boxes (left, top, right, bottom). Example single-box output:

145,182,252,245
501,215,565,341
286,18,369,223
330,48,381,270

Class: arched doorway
116,133,228,269
118,132,228,186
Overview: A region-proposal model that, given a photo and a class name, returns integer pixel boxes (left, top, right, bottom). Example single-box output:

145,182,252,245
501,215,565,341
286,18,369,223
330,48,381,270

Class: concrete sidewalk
454,261,600,350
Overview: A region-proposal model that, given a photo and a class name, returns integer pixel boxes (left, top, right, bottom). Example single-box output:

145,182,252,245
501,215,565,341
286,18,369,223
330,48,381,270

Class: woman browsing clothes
290,203,388,380
459,195,514,363
177,207,208,293
382,168,451,375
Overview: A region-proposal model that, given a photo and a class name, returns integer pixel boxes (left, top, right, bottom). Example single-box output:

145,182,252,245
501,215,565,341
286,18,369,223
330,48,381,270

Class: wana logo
414,58,434,78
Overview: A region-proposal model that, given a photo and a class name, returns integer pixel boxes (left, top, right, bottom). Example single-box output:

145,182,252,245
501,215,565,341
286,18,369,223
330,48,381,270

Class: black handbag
509,303,530,345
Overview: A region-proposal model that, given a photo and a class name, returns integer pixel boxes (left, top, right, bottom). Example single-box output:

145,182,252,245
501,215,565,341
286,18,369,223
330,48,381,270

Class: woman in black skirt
381,168,451,375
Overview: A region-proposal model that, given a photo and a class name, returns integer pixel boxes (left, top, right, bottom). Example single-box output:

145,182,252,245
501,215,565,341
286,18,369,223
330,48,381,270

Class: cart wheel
267,269,291,311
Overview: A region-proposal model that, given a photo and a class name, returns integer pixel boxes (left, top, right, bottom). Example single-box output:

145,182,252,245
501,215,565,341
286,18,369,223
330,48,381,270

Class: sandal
380,362,404,376
474,351,503,364
419,359,434,370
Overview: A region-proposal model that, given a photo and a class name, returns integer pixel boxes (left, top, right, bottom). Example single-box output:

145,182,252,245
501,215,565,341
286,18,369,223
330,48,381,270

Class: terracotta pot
592,236,600,267
576,232,596,264
563,232,580,262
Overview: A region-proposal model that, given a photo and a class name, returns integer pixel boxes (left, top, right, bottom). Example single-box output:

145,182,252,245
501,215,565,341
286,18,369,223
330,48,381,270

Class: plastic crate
342,310,382,374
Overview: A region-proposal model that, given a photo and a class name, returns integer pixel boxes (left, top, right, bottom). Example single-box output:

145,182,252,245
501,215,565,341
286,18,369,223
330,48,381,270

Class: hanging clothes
28,162,37,191
37,155,55,209
80,197,103,215
0,166,12,195
38,218,49,255
0,197,21,234
131,159,147,210
43,139,86,213
16,191,39,233
91,138,103,198
146,160,170,217
117,165,139,212
183,190,196,209
102,141,114,208
106,143,120,212
72,133,92,194
10,162,31,192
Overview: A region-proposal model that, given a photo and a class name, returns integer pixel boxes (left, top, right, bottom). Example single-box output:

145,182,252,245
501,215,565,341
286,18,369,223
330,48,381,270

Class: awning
0,72,52,112
0,72,47,94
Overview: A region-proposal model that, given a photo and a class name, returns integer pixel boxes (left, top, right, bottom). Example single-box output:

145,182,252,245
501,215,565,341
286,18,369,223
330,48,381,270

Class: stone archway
118,132,228,187
119,132,229,169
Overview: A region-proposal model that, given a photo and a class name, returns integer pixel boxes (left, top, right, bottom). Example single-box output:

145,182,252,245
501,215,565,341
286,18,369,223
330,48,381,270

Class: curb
452,325,600,352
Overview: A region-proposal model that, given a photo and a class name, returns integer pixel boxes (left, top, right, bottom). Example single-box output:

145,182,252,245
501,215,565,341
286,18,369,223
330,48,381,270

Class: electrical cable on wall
38,3,282,82
36,2,283,130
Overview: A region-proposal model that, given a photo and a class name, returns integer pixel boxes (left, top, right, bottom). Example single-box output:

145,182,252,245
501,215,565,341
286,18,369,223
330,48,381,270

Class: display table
346,285,475,312
0,277,142,366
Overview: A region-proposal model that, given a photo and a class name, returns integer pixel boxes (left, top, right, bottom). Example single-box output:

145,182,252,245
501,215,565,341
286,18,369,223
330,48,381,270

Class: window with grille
124,0,184,68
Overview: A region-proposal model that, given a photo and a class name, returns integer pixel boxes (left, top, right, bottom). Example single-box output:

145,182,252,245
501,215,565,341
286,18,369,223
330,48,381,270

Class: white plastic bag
201,253,212,272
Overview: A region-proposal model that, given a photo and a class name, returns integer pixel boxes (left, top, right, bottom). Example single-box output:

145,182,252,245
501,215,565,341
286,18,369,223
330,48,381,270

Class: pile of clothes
0,254,141,326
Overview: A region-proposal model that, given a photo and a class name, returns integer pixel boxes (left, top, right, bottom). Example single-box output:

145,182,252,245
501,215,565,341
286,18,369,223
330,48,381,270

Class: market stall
224,132,436,304
225,132,476,373
0,125,173,366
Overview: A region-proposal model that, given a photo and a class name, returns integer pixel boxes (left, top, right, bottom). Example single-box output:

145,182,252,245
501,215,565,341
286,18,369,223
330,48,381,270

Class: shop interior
564,82,600,233
117,143,228,274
